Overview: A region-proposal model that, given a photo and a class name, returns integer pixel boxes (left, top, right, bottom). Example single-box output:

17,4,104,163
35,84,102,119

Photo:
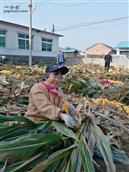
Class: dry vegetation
0,64,129,172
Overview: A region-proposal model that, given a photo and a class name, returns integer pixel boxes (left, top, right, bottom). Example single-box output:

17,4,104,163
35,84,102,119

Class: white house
0,20,62,63
116,41,129,57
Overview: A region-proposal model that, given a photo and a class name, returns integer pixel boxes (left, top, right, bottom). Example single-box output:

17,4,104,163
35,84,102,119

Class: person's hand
60,113,76,128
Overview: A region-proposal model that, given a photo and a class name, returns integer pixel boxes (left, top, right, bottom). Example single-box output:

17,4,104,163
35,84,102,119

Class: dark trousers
105,61,110,72
2,59,8,64
58,62,64,66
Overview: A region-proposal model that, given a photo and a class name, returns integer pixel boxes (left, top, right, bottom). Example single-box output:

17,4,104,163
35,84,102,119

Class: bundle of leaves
62,78,101,97
0,115,129,172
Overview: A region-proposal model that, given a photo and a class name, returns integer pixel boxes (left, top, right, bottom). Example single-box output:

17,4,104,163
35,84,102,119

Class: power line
27,0,96,7
2,0,128,6
46,0,96,7
1,1,51,6
55,16,129,31
2,0,128,2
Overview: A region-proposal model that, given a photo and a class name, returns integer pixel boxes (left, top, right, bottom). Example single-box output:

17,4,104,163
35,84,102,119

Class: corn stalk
0,114,125,172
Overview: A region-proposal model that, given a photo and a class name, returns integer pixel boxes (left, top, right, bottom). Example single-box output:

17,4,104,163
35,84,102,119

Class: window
42,38,52,51
0,30,6,47
18,33,32,49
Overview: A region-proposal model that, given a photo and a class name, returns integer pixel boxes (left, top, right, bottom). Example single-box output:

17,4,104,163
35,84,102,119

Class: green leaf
4,161,23,172
6,151,49,172
44,161,61,172
79,136,95,172
65,159,72,172
90,122,116,172
119,89,129,102
70,148,82,172
10,153,43,172
52,122,79,141
0,125,34,141
0,160,7,172
0,133,62,161
28,144,77,172
0,115,35,125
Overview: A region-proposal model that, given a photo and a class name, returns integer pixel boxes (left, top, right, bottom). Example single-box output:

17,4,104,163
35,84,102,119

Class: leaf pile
0,64,129,171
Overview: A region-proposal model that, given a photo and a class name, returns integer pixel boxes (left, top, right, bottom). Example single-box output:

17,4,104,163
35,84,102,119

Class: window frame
41,38,53,52
18,33,33,50
0,30,6,48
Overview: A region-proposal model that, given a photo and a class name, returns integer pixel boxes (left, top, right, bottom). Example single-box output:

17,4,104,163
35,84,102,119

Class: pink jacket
25,82,66,122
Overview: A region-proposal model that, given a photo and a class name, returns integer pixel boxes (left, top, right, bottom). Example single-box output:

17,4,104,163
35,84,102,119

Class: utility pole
0,0,3,20
52,24,55,33
28,0,32,66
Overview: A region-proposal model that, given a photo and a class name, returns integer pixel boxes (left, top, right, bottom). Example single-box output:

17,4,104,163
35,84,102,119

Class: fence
65,55,129,69
1,54,129,69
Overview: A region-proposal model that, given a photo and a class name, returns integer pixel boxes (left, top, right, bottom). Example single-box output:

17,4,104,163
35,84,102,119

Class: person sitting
25,64,78,128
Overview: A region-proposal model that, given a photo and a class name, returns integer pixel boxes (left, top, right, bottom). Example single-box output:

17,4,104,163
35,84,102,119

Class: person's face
47,72,63,87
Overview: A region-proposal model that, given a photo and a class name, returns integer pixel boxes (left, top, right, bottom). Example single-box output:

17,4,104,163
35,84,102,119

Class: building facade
116,41,129,57
61,49,80,58
85,43,116,57
0,20,62,64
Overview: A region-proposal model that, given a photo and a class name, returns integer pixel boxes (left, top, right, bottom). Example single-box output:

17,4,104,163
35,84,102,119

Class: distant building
85,42,116,57
61,49,80,57
0,20,63,63
79,51,85,56
116,41,129,56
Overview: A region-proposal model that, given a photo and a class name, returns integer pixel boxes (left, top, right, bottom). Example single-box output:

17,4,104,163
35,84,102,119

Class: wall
65,56,84,65
65,55,129,69
85,43,112,56
64,52,78,57
0,22,59,58
8,56,57,65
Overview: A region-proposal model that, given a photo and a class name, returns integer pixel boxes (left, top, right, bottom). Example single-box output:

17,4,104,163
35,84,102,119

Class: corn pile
0,64,129,171
90,98,129,115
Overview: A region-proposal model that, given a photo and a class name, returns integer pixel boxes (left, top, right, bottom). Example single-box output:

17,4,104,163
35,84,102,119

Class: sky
0,0,129,50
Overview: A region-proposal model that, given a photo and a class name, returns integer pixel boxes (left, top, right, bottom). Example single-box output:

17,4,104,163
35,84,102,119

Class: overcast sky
1,0,129,50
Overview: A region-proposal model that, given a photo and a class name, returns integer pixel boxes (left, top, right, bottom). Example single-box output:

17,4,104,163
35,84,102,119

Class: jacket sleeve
30,87,61,120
